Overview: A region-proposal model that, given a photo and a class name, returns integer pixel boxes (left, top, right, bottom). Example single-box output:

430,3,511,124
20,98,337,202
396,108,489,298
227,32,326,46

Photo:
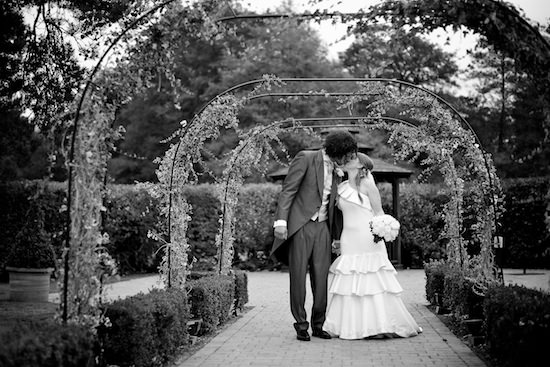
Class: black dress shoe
296,330,311,341
312,328,332,339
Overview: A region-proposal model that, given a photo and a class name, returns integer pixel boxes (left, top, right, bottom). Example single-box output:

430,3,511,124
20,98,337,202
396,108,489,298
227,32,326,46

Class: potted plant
6,207,56,302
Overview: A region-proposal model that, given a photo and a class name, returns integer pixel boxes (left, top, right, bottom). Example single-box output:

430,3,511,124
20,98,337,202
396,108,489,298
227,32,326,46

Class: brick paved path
177,270,486,367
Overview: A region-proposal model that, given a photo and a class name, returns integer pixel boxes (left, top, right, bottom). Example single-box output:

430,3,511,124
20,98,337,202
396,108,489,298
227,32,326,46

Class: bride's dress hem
322,181,423,341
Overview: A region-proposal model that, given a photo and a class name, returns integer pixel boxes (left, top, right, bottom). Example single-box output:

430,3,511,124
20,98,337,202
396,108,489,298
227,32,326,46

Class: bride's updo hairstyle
355,152,374,203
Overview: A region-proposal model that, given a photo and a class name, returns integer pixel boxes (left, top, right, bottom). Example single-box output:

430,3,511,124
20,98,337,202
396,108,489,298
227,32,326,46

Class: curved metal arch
64,0,544,299
187,78,484,146
216,115,417,273
169,76,495,215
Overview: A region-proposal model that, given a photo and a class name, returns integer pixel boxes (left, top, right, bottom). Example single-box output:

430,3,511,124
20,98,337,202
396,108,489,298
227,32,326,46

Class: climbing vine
60,0,545,321
148,75,284,284
58,89,121,326
339,81,502,283
61,0,229,320
215,119,306,274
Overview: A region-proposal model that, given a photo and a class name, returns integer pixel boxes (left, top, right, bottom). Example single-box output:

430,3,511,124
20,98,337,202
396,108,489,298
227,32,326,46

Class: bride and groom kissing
271,130,422,341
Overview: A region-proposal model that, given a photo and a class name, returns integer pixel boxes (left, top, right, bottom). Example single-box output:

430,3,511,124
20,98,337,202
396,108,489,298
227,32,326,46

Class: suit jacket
271,150,342,265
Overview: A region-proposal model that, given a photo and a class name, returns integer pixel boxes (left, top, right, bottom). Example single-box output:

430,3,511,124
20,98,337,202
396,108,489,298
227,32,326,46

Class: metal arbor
172,77,496,271
59,0,550,320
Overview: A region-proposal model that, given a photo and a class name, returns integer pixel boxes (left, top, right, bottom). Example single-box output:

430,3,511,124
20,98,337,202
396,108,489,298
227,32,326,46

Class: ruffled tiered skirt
323,252,422,340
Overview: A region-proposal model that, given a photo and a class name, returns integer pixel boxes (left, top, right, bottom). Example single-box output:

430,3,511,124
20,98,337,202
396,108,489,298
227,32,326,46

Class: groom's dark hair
323,130,357,158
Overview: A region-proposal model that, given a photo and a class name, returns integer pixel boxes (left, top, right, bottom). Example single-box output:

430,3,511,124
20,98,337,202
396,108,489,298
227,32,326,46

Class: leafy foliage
484,285,550,367
103,185,163,274
500,177,550,270
358,0,550,81
6,205,55,269
0,320,97,367
185,275,235,335
100,288,190,367
354,0,550,169
341,23,458,89
215,117,301,274
339,81,502,281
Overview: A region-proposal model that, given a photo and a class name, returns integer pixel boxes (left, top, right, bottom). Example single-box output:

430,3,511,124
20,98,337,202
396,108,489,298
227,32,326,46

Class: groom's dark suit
271,149,342,333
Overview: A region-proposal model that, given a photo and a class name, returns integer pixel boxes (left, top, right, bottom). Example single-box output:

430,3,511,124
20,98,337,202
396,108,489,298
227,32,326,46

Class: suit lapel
315,150,324,197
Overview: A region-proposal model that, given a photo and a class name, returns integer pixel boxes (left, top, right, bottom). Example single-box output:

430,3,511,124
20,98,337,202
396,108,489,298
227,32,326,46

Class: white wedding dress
323,181,422,340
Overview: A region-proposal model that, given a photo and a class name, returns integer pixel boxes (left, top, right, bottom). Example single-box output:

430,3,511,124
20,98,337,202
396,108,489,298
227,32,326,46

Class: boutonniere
335,168,344,177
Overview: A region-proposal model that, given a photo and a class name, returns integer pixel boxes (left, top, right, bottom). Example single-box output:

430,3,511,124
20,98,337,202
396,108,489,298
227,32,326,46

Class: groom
271,130,358,341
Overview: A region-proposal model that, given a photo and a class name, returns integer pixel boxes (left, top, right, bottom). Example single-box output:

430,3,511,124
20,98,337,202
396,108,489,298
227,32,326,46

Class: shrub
100,288,189,367
233,184,280,270
0,181,65,278
484,285,550,367
186,275,235,335
6,203,56,269
0,320,97,367
424,259,447,305
5,178,546,274
394,184,448,268
183,184,221,270
233,270,249,313
500,177,550,270
441,265,484,319
103,185,163,274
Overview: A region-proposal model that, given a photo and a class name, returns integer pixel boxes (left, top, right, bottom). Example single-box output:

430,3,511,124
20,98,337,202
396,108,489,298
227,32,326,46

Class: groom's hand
274,225,288,240
331,240,341,256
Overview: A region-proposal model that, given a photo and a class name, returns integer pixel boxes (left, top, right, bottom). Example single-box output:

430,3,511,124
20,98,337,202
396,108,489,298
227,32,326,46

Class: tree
464,42,549,177
341,24,458,90
107,1,344,182
0,0,134,181
354,0,550,178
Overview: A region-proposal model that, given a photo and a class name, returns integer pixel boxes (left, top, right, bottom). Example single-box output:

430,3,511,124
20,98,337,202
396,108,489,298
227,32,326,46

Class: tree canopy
1,0,549,182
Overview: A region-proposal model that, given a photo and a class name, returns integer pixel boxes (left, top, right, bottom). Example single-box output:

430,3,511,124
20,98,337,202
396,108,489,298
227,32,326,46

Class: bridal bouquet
370,214,400,244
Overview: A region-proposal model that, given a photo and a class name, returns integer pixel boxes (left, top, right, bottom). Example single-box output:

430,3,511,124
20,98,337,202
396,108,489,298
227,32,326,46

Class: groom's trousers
288,219,332,332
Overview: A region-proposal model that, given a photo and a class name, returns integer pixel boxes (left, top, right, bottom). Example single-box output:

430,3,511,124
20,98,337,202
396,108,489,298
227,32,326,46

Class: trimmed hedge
100,288,189,367
424,259,447,305
484,285,550,367
183,185,221,271
103,185,163,274
381,184,448,268
0,271,248,367
0,321,97,367
2,177,548,276
425,264,550,367
232,184,279,271
0,181,66,278
188,270,249,315
500,177,550,270
441,266,484,319
234,270,249,313
186,274,235,335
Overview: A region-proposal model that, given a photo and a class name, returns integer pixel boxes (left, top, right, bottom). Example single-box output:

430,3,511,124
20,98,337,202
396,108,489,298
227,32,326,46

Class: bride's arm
360,171,384,216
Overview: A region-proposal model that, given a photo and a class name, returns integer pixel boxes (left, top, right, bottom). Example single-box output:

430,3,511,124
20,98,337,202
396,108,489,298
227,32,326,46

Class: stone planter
6,266,53,302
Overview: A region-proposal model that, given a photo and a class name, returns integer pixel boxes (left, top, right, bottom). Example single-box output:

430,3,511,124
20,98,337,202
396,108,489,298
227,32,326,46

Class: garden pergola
60,0,550,323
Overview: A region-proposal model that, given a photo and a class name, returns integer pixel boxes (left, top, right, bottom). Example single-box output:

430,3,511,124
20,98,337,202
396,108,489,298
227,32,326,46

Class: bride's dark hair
354,153,374,203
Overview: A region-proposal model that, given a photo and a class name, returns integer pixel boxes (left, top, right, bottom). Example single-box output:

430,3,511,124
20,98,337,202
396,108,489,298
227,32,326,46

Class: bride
323,152,422,339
